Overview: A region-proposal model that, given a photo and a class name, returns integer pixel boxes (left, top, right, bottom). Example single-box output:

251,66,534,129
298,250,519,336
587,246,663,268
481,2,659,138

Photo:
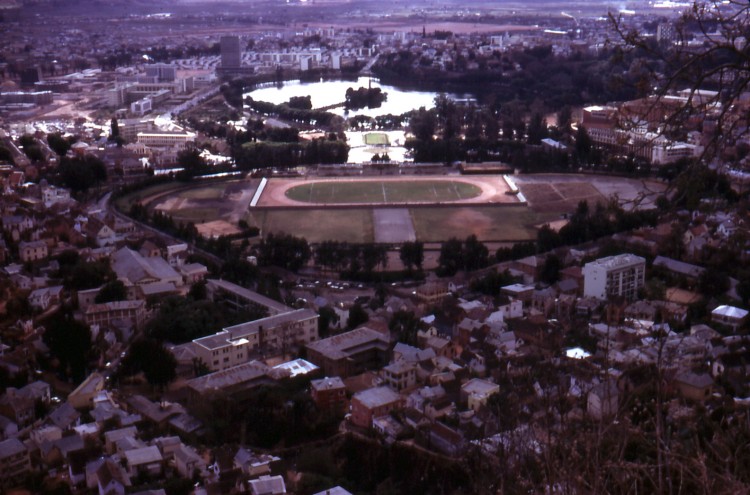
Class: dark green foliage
233,138,349,169
47,133,72,157
389,310,420,346
400,241,424,272
347,302,369,330
437,237,464,276
257,233,311,272
470,269,520,296
318,306,340,338
120,338,176,389
287,95,312,110
437,235,490,276
463,234,489,271
345,86,386,110
540,254,562,284
176,149,209,181
94,279,127,304
146,295,258,344
244,96,339,127
0,144,13,164
55,155,107,194
43,310,92,383
55,252,116,291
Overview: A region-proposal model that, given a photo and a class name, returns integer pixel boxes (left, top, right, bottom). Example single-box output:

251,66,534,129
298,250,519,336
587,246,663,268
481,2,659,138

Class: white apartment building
192,309,319,372
136,131,194,150
583,254,646,301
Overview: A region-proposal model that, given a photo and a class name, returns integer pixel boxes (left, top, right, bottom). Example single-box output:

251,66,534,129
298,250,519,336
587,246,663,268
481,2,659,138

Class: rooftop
353,386,401,408
307,327,390,360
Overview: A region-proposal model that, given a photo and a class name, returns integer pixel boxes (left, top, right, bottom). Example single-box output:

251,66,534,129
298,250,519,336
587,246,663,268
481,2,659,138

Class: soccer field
284,179,483,204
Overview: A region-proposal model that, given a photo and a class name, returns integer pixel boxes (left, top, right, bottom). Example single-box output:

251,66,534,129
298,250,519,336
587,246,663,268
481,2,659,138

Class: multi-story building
306,327,391,378
310,376,348,418
136,131,194,150
84,300,146,330
192,309,318,372
0,438,31,488
583,253,646,301
350,386,403,429
220,36,242,69
380,361,416,392
206,279,290,316
18,240,48,262
144,63,177,82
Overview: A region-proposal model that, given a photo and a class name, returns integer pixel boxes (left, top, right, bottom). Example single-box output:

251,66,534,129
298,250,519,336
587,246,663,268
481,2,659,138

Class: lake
246,76,473,118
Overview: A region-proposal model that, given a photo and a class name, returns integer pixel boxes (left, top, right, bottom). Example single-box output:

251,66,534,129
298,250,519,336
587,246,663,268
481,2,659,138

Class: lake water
246,76,472,118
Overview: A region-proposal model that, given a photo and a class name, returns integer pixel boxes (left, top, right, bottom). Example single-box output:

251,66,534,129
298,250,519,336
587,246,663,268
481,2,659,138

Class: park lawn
285,180,482,204
246,209,374,243
411,206,558,242
364,132,390,146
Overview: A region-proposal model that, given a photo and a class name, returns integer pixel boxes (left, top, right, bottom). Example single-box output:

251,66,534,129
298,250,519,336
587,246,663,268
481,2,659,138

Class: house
0,391,35,426
179,262,208,284
48,402,81,430
381,361,417,392
310,376,348,418
124,445,163,477
461,378,500,411
104,427,138,454
18,239,48,262
28,285,64,311
674,372,713,402
96,459,130,495
711,305,749,331
234,447,280,477
174,443,205,478
350,386,403,429
40,433,85,467
0,438,31,488
249,475,287,495
418,421,466,457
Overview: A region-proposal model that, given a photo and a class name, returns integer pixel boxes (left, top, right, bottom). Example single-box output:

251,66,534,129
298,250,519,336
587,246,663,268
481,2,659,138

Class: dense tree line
233,138,349,169
53,155,107,195
437,234,490,276
314,241,388,279
257,232,312,272
245,96,341,127
344,86,387,110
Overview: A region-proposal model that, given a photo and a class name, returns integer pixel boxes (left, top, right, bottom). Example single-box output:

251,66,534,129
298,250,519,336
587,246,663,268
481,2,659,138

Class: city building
460,378,500,411
192,309,319,372
583,254,646,301
350,386,403,429
310,377,348,418
220,36,242,69
306,327,391,378
0,438,31,488
711,305,749,331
